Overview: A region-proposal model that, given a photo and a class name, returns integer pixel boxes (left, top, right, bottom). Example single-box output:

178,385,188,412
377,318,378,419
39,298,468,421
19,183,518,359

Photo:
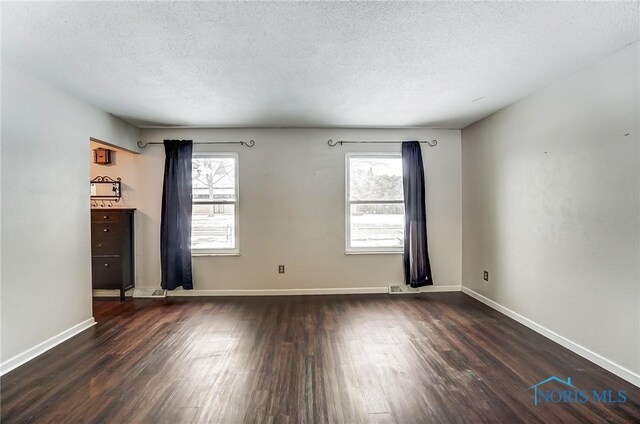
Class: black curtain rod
327,139,437,147
137,140,255,148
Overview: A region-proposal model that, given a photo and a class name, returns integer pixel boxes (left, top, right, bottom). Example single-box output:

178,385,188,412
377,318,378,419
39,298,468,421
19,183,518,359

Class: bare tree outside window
191,155,238,253
193,158,235,202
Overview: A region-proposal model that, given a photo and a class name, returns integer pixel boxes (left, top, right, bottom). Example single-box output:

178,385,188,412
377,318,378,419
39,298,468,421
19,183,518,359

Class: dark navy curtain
402,141,434,288
161,140,193,290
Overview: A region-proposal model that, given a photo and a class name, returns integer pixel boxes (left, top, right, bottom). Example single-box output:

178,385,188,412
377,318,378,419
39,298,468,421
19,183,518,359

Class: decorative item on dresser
91,208,135,301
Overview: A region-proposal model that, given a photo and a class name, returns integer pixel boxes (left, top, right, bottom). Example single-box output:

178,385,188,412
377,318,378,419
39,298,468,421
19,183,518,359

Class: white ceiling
2,1,638,129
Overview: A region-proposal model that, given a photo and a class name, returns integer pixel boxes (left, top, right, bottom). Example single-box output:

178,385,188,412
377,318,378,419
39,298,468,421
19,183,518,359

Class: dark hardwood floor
1,293,638,423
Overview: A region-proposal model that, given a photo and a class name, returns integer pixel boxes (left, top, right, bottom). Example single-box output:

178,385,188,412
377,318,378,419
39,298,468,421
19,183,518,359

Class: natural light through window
346,154,404,252
192,154,238,254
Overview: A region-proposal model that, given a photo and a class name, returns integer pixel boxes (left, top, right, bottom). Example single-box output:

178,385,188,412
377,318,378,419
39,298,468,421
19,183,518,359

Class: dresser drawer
92,238,121,255
92,257,122,290
91,210,122,223
92,223,122,243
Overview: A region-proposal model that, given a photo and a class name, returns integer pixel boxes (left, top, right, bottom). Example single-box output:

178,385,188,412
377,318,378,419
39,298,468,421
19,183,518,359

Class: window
346,154,404,252
191,154,238,254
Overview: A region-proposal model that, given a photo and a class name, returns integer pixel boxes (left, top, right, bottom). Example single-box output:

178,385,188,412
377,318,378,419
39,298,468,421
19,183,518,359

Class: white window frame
345,153,404,254
191,152,239,256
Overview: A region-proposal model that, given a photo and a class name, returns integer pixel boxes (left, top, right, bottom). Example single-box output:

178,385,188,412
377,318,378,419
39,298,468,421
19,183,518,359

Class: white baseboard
164,285,461,297
94,288,166,298
0,318,96,376
461,286,640,387
166,287,389,296
92,289,133,298
419,285,461,293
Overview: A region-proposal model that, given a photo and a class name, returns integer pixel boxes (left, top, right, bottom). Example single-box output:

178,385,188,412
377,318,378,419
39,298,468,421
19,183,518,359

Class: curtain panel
160,139,194,290
402,141,434,288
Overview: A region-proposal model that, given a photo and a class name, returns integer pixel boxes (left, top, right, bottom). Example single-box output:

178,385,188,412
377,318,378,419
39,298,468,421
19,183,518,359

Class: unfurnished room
0,1,639,423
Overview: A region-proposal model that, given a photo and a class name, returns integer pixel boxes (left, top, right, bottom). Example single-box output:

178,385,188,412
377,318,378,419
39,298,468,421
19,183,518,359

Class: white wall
135,128,461,292
1,65,139,364
462,43,639,378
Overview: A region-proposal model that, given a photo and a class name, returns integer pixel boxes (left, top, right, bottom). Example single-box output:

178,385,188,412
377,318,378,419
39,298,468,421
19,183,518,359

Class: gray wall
461,43,639,376
135,128,462,291
1,65,139,363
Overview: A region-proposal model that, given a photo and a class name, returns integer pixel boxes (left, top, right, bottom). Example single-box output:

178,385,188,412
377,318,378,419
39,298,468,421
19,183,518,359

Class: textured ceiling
2,1,638,128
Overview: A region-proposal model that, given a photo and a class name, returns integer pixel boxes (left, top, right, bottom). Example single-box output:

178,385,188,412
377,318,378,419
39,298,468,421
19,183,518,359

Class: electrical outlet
278,265,285,274
483,271,489,281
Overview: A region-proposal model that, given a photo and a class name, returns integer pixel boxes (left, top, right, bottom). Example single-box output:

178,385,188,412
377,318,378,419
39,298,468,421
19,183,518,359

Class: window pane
350,203,404,248
349,157,403,201
192,157,236,202
192,204,236,250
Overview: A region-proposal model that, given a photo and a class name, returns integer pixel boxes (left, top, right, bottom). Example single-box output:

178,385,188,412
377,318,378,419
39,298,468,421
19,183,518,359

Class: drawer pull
97,243,102,247
103,215,109,219
104,263,110,267
103,228,109,232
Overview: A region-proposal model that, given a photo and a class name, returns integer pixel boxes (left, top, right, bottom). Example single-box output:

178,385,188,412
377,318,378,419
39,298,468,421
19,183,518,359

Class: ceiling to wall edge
134,125,462,130
90,137,140,155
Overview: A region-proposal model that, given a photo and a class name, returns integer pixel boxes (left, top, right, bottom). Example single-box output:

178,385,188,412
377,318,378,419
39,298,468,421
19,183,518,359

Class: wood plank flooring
1,293,638,423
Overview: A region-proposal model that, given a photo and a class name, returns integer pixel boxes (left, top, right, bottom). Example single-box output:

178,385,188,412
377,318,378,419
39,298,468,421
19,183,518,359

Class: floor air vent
388,284,420,295
132,288,167,298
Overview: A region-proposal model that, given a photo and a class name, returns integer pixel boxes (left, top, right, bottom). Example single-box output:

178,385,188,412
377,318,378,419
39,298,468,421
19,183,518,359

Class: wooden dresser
91,208,135,301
